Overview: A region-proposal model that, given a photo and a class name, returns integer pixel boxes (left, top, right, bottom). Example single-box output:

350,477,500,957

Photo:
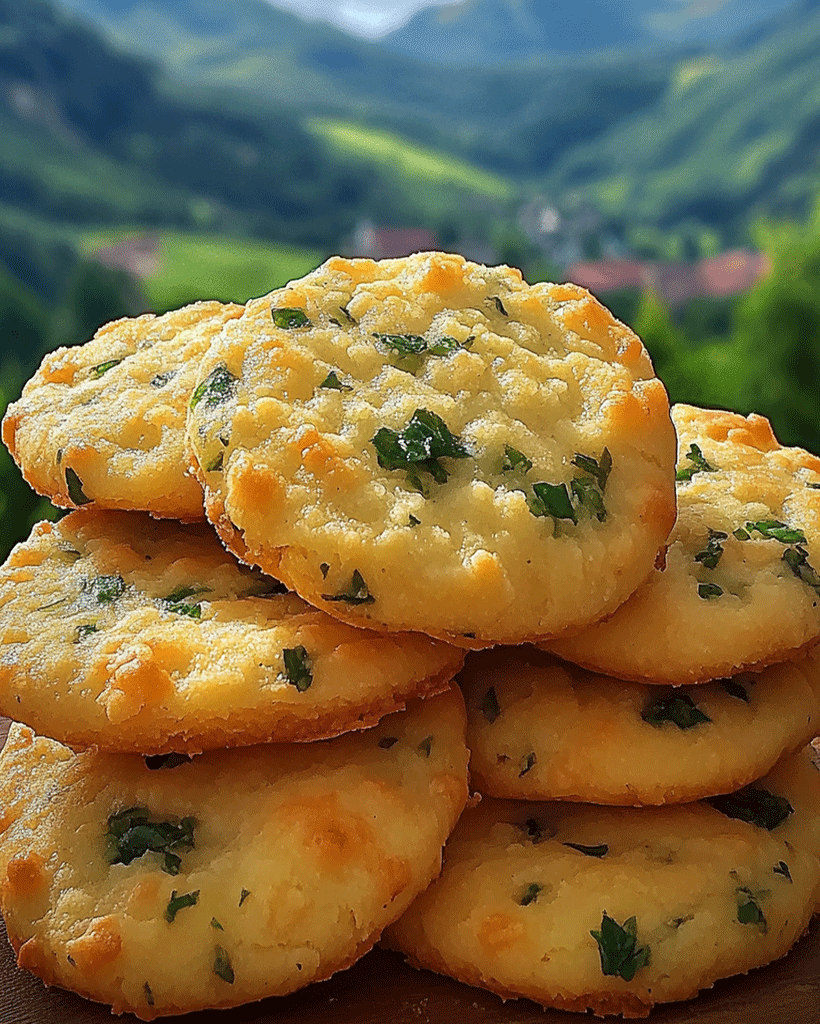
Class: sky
265,0,460,37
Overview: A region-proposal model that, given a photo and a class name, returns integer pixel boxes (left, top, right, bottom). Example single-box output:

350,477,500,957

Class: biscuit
185,252,676,646
547,404,820,683
384,749,820,1016
2,301,243,521
460,645,820,805
0,686,468,1018
0,509,463,753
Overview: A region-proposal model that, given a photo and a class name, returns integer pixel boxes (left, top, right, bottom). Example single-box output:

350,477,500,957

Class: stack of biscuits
1,251,819,1019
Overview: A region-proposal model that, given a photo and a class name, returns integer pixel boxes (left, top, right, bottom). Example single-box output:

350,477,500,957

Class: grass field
82,230,327,312
309,117,513,201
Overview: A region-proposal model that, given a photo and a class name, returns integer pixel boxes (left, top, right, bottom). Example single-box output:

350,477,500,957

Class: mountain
383,0,793,65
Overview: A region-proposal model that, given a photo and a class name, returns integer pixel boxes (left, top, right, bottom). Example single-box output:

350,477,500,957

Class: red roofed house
351,220,438,259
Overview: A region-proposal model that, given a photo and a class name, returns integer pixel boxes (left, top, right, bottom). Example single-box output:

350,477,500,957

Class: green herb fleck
66,467,91,506
373,333,427,356
570,475,607,521
563,842,608,858
773,861,792,882
722,679,750,702
676,443,716,481
90,574,125,605
808,482,820,489
482,686,500,724
271,306,311,329
239,889,251,906
150,371,176,388
707,787,793,830
165,889,199,923
408,514,421,527
371,408,470,491
91,358,122,378
106,807,196,875
190,364,239,409
417,735,433,758
695,529,728,570
733,527,751,541
283,645,312,692
520,751,536,777
205,452,224,473
321,569,375,605
519,883,542,906
528,481,577,525
572,449,612,492
783,545,820,591
74,623,99,643
502,445,533,474
745,520,806,544
642,693,711,730
143,982,154,1006
491,296,508,316
319,562,330,579
211,918,224,930
319,370,352,391
698,582,724,600
162,585,209,619
213,946,234,984
590,913,650,981
736,888,767,930
519,817,551,843
427,336,461,355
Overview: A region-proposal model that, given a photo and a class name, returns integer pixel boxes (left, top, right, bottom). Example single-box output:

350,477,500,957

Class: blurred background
2,0,820,557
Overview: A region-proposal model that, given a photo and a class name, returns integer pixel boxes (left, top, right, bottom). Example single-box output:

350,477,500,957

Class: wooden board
3,716,820,1023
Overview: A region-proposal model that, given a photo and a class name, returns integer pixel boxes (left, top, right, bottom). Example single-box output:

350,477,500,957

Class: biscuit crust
0,687,469,1019
3,301,243,520
548,404,820,683
384,756,820,1016
0,509,464,753
186,253,676,646
460,645,820,805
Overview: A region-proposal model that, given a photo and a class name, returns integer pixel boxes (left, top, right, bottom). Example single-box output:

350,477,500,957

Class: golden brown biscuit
384,749,820,1016
0,686,468,1019
547,404,820,683
0,509,463,753
460,645,820,805
185,252,676,646
3,301,243,520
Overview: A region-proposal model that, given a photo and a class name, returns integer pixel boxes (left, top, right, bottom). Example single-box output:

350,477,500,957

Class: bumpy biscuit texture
460,645,820,805
3,300,243,520
384,749,820,1017
548,404,820,683
0,687,469,1019
0,509,463,753
186,252,676,646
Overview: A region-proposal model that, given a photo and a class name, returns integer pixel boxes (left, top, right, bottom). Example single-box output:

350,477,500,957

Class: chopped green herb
283,646,312,692
736,888,767,930
74,623,99,643
783,545,820,591
698,582,724,600
271,306,311,329
205,452,224,473
642,693,711,730
570,476,607,521
371,408,470,491
808,482,820,489
65,467,91,506
518,817,551,843
162,585,209,619
239,889,251,906
321,569,375,605
378,736,398,749
319,563,330,579
676,443,716,481
746,520,806,544
482,686,500,724
733,527,751,541
143,982,154,1006
91,358,122,378
563,842,608,858
211,918,224,931
90,574,125,605
590,913,650,981
426,336,461,355
707,786,793,830
773,861,792,882
190,364,239,410
417,735,433,758
319,370,352,391
150,371,176,388
407,514,421,527
695,529,728,570
528,482,577,525
165,889,199,923
519,751,537,777
213,946,234,984
338,303,357,325
502,445,533,474
373,332,427,356
106,806,196,875
722,679,750,702
519,883,542,906
572,449,612,492
490,296,508,316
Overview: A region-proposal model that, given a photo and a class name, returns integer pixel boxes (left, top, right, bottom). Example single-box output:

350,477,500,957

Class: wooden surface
3,716,820,1023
